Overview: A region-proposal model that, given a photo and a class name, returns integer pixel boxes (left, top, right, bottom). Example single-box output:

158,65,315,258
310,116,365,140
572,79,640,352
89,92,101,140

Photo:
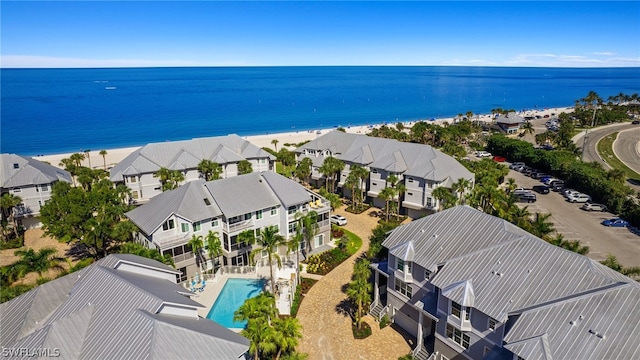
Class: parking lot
507,168,640,268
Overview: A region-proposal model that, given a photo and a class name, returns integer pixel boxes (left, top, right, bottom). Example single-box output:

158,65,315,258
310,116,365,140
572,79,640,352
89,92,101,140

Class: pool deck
195,271,268,319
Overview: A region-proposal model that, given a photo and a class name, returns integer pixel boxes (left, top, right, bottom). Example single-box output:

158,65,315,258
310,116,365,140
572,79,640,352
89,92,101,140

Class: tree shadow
335,298,355,320
65,243,91,261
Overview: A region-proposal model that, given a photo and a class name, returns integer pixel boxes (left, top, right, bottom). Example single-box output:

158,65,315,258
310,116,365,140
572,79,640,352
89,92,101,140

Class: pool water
206,278,265,328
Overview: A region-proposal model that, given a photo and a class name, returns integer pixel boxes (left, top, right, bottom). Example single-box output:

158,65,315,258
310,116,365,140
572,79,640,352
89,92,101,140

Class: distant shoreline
34,106,572,170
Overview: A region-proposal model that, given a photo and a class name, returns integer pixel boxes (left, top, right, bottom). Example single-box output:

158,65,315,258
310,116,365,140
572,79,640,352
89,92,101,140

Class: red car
493,156,506,162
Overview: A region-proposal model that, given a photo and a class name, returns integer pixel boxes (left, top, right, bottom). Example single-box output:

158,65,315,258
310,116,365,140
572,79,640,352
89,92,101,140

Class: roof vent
527,269,532,273
579,315,584,320
570,321,576,326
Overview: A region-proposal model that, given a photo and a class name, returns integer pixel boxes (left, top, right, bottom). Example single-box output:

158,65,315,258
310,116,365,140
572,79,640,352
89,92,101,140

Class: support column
417,311,424,349
374,271,380,303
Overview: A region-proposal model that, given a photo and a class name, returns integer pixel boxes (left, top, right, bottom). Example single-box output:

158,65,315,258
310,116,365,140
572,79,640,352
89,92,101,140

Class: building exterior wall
7,182,58,229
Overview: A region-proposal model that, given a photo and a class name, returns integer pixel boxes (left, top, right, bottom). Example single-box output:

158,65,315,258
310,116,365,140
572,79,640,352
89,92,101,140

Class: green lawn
596,132,640,182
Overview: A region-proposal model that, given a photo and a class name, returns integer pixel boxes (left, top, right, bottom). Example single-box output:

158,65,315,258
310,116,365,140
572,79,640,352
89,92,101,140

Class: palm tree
272,317,303,360
238,159,253,175
607,169,626,184
452,178,472,205
295,211,318,257
344,172,359,211
153,167,184,191
83,149,92,168
431,186,456,211
238,229,256,248
600,254,640,277
251,225,286,292
271,139,279,152
394,183,406,220
187,234,204,271
197,159,222,181
378,187,395,221
346,259,372,329
529,212,555,240
69,152,85,167
520,121,535,137
351,165,369,207
319,157,345,192
295,158,313,186
118,242,174,266
235,292,279,360
206,230,223,271
1,193,22,239
99,150,108,170
13,247,65,279
286,227,304,284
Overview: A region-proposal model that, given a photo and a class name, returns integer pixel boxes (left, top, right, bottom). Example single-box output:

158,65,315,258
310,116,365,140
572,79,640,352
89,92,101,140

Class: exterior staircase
412,346,430,360
369,302,385,320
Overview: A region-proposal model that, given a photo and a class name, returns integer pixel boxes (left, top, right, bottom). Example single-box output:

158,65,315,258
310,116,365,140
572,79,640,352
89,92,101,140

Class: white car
474,151,492,158
330,215,348,226
566,193,592,203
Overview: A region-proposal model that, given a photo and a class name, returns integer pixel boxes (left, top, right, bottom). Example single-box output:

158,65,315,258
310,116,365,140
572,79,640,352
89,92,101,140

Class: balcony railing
225,219,254,233
173,252,195,265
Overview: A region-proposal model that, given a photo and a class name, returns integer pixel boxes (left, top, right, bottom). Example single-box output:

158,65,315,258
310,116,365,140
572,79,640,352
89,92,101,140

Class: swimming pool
206,278,266,328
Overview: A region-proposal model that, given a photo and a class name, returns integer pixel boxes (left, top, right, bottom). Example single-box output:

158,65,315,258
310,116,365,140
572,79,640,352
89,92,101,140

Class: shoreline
34,106,573,169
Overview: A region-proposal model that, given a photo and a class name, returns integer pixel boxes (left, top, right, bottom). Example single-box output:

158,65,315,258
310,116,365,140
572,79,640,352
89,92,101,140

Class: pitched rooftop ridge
1,153,72,188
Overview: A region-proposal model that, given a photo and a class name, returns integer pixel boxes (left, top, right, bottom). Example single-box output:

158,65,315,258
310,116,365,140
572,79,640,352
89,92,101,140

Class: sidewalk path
296,206,413,360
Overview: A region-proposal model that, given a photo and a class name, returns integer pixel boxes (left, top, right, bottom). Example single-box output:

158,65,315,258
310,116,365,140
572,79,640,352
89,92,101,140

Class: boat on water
105,86,117,90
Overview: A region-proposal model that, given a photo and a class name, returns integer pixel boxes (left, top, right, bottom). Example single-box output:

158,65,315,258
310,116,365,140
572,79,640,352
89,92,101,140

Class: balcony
394,269,414,283
224,219,254,233
152,233,191,249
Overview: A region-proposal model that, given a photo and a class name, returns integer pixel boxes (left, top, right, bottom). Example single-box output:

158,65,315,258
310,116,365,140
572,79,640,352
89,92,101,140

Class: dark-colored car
632,120,640,125
551,183,565,191
532,185,550,194
602,218,629,227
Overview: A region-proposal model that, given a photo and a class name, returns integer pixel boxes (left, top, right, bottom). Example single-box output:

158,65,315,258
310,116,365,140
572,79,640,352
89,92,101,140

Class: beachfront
34,107,572,168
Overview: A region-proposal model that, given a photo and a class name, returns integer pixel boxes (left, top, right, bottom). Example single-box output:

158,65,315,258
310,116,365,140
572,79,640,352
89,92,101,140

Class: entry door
236,255,244,266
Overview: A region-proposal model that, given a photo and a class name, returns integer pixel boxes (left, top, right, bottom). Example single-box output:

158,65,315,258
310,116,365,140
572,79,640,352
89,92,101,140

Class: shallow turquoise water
206,278,265,328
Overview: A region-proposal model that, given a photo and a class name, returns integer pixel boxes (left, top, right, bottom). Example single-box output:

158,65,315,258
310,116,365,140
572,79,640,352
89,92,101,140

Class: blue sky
2,1,639,68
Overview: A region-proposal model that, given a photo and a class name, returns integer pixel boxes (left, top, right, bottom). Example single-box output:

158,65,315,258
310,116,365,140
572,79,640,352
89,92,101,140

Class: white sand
35,106,573,170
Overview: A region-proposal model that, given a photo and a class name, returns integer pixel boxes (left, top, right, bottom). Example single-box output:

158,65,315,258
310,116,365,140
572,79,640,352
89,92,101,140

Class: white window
40,184,49,192
427,197,433,207
162,219,175,231
211,219,219,227
451,301,462,318
425,269,432,280
12,188,21,193
256,210,263,220
131,191,139,200
407,177,414,183
427,181,433,189
397,259,405,271
488,318,497,331
446,324,470,349
193,222,202,232
181,223,189,233
394,278,412,298
129,176,137,183
13,163,19,169
271,207,278,216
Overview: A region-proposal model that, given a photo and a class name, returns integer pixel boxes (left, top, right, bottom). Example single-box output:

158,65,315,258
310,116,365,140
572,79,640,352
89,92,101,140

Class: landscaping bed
290,277,318,317
304,228,362,275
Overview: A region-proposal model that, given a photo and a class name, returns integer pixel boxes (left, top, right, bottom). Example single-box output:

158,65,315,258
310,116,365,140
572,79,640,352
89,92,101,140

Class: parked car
509,162,525,170
474,151,492,158
531,173,550,180
515,193,537,203
548,180,564,188
551,183,565,192
581,203,608,212
539,175,554,183
563,189,581,198
632,120,640,125
523,168,536,176
532,185,550,194
493,156,506,162
566,193,592,203
330,215,348,226
543,177,559,185
601,218,629,227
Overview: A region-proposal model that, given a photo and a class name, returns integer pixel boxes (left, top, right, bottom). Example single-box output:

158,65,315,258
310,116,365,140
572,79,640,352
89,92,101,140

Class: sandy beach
34,107,572,170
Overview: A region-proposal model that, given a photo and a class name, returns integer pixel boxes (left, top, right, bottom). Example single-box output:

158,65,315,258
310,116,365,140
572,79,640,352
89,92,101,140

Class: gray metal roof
504,282,640,360
0,254,249,359
110,134,275,181
383,205,531,272
295,131,473,183
261,171,313,208
0,154,72,188
126,179,222,235
205,172,280,218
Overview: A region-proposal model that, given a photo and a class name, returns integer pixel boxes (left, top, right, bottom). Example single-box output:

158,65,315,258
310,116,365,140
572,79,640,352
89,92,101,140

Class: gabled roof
504,283,640,360
441,279,475,307
389,240,415,262
110,134,275,181
205,172,281,218
126,179,222,235
295,131,473,183
127,172,319,235
0,254,249,359
0,154,72,188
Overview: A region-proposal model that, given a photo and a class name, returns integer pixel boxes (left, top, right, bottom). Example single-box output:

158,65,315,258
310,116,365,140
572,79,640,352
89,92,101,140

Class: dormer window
13,163,19,169
203,198,211,206
451,301,470,321
397,259,404,271
488,318,497,331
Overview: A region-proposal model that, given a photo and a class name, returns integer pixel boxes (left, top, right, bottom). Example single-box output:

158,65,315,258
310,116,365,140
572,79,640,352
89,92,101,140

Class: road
574,123,640,191
507,169,640,269
614,127,640,175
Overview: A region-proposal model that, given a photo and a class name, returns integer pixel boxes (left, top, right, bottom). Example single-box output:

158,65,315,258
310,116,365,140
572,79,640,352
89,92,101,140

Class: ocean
2,66,639,156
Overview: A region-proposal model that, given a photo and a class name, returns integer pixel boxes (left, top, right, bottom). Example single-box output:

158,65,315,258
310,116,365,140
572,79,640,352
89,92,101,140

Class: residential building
295,131,474,218
370,205,640,360
126,171,331,282
110,135,276,203
0,254,249,359
0,154,72,229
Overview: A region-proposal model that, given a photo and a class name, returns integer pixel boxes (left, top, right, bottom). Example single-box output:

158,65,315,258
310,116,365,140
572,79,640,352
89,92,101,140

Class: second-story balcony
224,219,255,234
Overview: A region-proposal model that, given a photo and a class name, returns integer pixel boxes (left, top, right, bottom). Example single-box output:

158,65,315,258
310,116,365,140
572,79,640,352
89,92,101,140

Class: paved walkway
296,206,413,360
